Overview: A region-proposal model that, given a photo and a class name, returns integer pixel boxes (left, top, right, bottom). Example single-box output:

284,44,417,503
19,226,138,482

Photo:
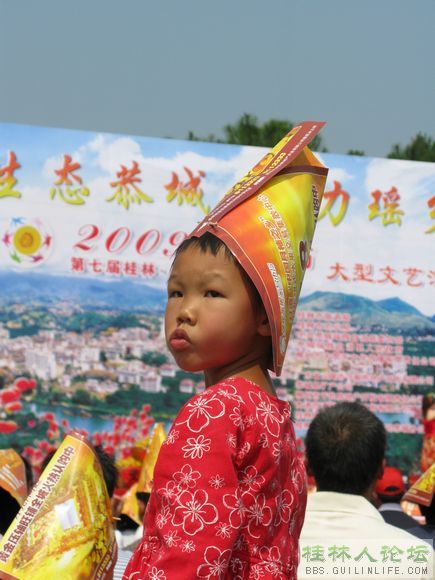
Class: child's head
165,233,271,381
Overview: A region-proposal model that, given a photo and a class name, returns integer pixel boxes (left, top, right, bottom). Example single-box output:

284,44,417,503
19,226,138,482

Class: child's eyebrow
167,271,226,284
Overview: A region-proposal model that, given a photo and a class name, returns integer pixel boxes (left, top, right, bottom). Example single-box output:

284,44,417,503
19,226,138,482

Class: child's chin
175,359,203,373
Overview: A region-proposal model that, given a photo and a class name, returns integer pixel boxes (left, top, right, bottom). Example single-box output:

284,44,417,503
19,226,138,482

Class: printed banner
0,432,116,579
0,123,434,477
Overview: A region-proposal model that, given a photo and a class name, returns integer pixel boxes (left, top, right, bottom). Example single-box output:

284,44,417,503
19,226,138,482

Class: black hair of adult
173,232,264,313
305,402,386,495
94,445,118,498
420,496,435,526
377,491,403,504
0,488,20,535
20,454,34,491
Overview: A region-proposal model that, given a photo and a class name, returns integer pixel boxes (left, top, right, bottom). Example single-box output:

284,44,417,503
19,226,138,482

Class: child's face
165,245,267,378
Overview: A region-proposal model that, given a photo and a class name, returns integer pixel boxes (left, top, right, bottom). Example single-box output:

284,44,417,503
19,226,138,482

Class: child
123,122,328,579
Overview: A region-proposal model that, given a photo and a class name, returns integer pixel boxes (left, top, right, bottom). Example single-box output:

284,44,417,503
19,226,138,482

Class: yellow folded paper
0,432,117,579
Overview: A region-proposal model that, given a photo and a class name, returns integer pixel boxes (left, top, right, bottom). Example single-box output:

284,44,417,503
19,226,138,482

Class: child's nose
176,300,196,325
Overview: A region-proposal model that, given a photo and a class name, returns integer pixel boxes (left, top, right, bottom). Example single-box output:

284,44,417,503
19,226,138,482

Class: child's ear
257,312,271,337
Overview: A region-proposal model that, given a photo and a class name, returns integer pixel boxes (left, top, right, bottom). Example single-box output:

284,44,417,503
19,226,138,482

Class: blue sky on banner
1,124,434,316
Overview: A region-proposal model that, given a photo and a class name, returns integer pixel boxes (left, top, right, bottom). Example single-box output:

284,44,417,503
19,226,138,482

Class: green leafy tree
347,149,365,156
388,133,435,162
72,388,92,406
188,113,327,151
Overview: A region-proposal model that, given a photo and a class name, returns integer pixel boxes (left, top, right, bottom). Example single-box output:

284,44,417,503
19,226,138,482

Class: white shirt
298,492,430,580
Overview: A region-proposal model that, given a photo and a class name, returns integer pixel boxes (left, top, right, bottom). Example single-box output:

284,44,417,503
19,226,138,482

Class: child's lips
169,329,191,351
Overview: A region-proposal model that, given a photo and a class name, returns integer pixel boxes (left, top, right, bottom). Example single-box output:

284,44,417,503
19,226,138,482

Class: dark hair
94,445,118,498
377,491,403,504
0,488,20,535
305,402,386,495
420,497,435,526
173,232,264,312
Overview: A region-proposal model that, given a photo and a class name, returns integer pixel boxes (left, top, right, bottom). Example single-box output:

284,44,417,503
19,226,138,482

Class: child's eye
205,290,222,298
168,290,182,298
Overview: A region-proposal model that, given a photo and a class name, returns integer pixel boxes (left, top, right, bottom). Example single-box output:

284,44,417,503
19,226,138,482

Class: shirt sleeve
123,388,250,579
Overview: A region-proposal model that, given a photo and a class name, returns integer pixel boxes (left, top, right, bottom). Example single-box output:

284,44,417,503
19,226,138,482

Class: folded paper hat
375,466,405,497
403,463,435,507
190,121,328,376
0,448,27,506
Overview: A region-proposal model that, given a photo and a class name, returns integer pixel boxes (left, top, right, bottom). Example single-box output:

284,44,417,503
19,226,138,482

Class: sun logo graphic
2,217,53,268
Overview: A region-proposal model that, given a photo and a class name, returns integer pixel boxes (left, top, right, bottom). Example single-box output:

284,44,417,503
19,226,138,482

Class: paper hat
190,121,328,375
137,422,166,493
0,448,27,506
375,466,405,497
403,463,435,507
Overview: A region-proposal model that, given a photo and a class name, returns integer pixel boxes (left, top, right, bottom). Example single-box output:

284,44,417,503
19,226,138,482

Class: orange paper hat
190,121,328,375
0,449,27,506
403,463,435,507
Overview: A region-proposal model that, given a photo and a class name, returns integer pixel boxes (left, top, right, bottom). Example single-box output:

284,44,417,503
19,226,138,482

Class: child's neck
204,363,276,397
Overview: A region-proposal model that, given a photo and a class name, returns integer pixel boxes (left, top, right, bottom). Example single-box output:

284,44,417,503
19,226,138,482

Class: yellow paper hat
137,422,166,494
403,463,435,507
0,449,27,506
190,121,328,376
0,432,117,579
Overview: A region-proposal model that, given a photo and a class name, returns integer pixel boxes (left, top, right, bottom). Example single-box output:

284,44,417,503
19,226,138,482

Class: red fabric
123,377,307,579
424,418,435,436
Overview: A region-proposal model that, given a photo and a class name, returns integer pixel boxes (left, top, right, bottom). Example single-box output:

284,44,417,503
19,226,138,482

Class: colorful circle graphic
2,217,53,268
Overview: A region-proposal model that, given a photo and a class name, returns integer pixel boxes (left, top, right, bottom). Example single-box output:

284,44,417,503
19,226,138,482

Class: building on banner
0,123,433,477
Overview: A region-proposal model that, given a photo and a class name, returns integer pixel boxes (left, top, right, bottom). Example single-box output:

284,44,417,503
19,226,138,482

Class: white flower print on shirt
173,464,201,490
159,480,180,505
238,465,265,493
274,489,294,525
236,441,251,463
209,474,224,489
290,460,306,494
182,434,211,459
197,546,232,579
243,493,273,538
244,414,256,428
226,433,237,448
181,539,196,553
249,564,265,579
163,529,179,547
172,488,218,535
223,491,246,529
258,546,282,576
215,521,232,539
248,391,283,437
164,429,179,445
272,440,283,464
155,503,171,529
229,405,245,430
258,432,269,448
216,382,244,403
148,566,166,580
178,394,225,433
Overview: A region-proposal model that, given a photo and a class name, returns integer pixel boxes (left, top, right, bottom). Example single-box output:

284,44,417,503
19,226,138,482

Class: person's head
420,496,435,526
94,445,118,498
305,402,386,496
0,488,20,535
375,466,405,504
165,233,271,383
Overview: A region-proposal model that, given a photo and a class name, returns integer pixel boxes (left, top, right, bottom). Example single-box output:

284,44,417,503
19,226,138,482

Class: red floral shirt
123,377,307,579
